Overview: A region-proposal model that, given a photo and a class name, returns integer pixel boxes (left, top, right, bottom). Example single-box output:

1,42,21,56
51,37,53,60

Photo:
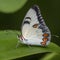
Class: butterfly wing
21,5,51,46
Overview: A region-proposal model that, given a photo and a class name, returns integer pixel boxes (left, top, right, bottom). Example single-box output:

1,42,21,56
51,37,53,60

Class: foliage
0,0,27,13
0,30,60,60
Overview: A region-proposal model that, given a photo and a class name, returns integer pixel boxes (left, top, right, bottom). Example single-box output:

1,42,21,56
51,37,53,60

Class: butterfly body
18,5,51,46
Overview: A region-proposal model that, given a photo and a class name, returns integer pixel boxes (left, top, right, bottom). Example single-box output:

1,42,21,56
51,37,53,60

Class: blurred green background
0,0,60,60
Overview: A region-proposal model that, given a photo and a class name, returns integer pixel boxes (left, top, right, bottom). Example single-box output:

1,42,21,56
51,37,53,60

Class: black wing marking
32,5,50,33
24,21,30,24
23,17,31,24
25,17,31,20
32,5,46,27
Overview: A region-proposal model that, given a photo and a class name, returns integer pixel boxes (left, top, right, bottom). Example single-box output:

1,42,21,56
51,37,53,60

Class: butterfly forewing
22,7,39,38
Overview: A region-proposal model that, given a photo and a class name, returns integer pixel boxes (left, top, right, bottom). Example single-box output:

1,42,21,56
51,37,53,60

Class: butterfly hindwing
20,5,51,46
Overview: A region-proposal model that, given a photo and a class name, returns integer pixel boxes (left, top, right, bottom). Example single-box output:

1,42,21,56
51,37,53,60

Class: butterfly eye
33,24,38,28
43,33,49,37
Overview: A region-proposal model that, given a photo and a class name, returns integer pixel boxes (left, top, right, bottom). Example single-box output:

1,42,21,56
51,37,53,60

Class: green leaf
40,53,60,60
0,30,60,60
0,0,27,13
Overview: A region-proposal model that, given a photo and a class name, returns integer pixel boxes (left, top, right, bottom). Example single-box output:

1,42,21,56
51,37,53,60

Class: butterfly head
17,34,28,44
17,35,24,41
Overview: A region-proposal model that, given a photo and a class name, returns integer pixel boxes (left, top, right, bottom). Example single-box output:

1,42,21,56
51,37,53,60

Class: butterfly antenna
52,35,60,38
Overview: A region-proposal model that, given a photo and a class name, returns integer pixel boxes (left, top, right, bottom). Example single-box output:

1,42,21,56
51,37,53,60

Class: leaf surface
0,30,60,60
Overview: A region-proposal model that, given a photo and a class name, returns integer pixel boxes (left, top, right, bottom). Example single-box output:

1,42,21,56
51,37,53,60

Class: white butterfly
17,5,51,47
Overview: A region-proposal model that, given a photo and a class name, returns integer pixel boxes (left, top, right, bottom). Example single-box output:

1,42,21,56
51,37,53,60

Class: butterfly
17,5,51,47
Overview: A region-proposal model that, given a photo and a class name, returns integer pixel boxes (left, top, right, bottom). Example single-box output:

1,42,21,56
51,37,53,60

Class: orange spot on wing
41,38,48,46
43,33,49,37
43,38,48,42
41,42,46,46
33,24,38,28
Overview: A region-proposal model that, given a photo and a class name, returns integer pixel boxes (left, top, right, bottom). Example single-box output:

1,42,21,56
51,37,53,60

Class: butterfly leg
16,40,21,48
16,34,22,48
